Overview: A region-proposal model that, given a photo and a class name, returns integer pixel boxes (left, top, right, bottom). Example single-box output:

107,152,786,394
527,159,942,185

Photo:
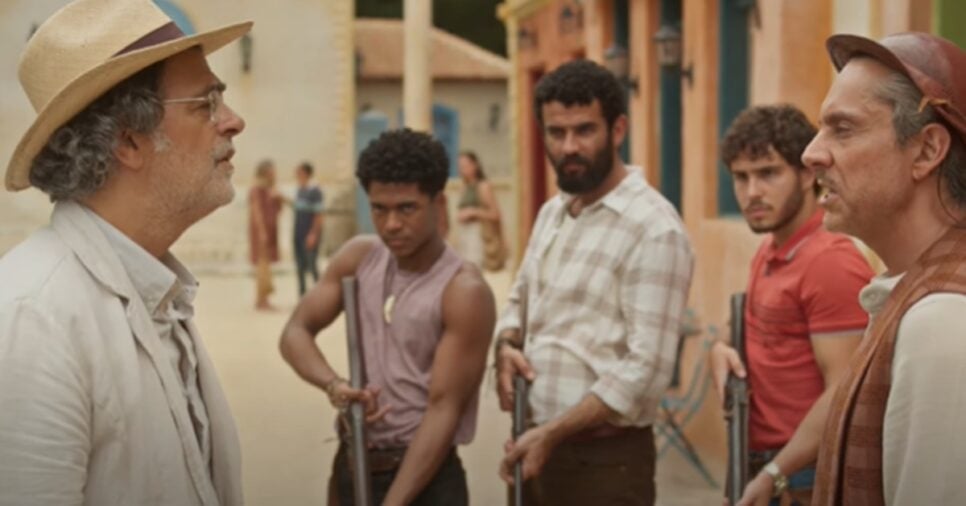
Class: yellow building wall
0,0,356,267
502,0,589,255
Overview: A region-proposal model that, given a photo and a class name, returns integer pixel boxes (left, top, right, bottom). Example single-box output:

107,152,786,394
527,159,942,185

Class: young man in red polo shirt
710,105,874,505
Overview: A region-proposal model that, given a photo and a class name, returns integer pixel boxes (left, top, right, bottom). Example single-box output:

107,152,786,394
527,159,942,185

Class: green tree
357,0,506,56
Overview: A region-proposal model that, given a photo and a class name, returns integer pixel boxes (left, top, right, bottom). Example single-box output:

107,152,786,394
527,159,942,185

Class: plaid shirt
496,169,693,427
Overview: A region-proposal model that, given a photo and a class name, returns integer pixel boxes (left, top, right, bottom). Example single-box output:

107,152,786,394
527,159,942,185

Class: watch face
763,462,788,497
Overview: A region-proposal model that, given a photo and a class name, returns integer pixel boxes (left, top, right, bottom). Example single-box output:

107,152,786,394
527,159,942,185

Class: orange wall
628,0,661,185
750,1,833,120
512,1,593,253
881,0,933,34
680,0,838,470
505,0,901,479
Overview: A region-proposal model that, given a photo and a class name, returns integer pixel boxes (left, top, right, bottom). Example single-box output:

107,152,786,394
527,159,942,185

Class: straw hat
4,0,252,191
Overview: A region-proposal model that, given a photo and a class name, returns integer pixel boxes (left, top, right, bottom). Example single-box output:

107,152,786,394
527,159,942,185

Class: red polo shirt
744,210,873,451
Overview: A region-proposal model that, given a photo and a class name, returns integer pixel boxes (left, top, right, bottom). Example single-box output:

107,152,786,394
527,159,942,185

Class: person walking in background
249,159,282,310
455,151,506,271
292,161,324,296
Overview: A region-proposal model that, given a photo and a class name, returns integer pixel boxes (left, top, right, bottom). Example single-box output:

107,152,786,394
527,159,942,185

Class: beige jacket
0,202,242,506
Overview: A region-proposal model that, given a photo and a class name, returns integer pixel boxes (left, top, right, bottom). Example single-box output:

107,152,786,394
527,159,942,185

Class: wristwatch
763,461,788,498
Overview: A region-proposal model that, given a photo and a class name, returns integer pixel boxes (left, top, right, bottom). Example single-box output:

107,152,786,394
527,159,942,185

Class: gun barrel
342,277,373,506
725,378,749,505
510,285,529,506
512,375,527,505
725,292,749,505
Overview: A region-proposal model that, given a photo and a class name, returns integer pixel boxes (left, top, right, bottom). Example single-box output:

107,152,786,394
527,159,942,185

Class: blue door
433,104,460,178
355,110,389,234
152,1,196,34
398,104,461,178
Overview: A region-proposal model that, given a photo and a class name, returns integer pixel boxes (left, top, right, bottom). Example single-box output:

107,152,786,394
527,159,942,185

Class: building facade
0,0,356,264
354,18,517,257
498,0,963,476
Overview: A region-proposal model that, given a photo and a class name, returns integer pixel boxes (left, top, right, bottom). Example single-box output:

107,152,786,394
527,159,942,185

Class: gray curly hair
29,61,166,201
872,68,966,211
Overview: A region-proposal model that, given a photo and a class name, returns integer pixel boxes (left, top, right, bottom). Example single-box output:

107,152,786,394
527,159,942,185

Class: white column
403,0,432,132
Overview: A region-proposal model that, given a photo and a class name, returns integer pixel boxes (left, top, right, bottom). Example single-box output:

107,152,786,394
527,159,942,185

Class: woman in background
249,159,283,310
456,151,506,271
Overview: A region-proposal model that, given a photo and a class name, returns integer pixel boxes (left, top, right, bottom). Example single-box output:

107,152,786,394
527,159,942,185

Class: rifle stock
725,292,749,505
341,277,373,506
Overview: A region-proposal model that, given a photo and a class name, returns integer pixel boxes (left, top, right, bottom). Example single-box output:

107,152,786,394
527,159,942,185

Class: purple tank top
355,241,478,448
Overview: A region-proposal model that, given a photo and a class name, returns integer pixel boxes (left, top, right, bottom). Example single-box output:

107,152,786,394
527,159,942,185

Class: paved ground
193,265,723,506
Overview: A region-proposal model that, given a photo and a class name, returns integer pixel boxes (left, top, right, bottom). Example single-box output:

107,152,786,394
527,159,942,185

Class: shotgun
510,284,529,506
341,277,373,506
724,292,749,505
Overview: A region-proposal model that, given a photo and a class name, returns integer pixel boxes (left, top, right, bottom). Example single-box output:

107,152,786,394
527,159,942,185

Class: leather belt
367,447,407,473
350,446,458,473
566,424,649,443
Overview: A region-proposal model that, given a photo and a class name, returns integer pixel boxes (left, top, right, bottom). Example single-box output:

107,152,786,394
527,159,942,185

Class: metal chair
655,317,719,488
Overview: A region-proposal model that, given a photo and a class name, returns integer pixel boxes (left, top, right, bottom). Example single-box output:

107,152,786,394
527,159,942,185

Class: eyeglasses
162,88,224,122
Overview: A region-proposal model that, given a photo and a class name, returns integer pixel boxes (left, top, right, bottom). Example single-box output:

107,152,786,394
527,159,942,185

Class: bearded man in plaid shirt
495,59,694,506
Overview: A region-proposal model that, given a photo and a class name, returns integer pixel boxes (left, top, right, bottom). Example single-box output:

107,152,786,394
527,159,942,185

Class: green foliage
356,0,507,56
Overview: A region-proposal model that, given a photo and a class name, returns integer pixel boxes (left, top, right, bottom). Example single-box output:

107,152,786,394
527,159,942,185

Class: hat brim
5,21,252,191
826,34,915,82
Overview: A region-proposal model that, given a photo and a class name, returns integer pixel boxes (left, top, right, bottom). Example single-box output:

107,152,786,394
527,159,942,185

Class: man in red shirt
710,105,874,505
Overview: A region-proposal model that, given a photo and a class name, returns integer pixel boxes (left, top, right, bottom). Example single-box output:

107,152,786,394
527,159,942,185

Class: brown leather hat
826,32,966,142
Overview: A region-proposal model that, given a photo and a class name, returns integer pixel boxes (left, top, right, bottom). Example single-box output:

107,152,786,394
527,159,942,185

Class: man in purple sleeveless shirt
280,129,496,506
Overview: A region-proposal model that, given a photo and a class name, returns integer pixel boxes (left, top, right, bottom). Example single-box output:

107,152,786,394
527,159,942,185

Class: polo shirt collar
765,209,825,264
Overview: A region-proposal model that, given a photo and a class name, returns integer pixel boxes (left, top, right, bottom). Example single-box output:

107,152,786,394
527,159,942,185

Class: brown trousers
523,427,656,506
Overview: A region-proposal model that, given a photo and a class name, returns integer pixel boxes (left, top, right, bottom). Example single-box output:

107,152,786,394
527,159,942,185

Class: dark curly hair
356,128,449,196
534,59,626,127
297,161,314,176
720,104,817,170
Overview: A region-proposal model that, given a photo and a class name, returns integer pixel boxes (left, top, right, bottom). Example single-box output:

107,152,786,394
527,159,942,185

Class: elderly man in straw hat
0,0,250,504
736,32,966,506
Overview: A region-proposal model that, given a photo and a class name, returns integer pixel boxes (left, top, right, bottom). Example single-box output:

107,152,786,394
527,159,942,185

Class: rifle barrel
342,277,373,506
512,375,527,505
725,292,749,506
511,285,529,506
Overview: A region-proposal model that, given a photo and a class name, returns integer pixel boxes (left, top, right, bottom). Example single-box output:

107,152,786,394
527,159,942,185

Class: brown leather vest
814,226,966,505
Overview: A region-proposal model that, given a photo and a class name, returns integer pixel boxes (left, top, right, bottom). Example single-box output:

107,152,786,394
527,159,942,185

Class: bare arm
475,181,502,222
306,211,324,250
772,334,861,470
737,332,862,505
382,266,496,506
312,212,324,236
278,236,377,390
